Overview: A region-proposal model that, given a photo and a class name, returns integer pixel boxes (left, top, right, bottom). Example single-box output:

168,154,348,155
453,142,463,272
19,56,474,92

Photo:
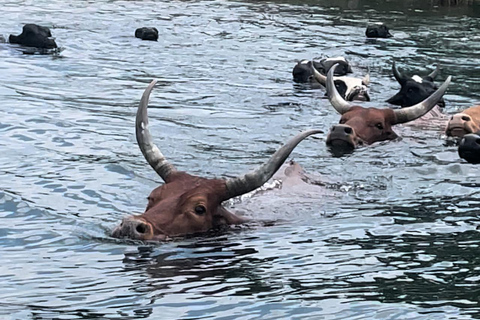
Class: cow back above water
292,57,352,84
111,80,322,241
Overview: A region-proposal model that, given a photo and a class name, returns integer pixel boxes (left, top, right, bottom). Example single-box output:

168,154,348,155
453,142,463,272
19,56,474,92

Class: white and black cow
458,131,480,164
292,57,352,84
386,61,444,108
310,61,370,102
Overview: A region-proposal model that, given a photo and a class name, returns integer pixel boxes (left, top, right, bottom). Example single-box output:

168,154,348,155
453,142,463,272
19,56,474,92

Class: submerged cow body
458,131,480,164
111,80,322,241
445,105,480,138
292,57,352,84
325,63,451,151
9,24,57,49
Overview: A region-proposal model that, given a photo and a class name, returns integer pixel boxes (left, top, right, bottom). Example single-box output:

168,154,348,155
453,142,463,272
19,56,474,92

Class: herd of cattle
3,23,479,241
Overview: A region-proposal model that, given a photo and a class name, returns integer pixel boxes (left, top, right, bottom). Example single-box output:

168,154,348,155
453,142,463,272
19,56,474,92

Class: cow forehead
337,76,363,88
411,75,423,83
345,107,392,123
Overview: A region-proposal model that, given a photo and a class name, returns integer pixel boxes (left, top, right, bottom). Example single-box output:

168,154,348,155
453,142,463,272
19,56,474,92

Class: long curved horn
310,62,327,86
393,76,452,124
136,80,177,182
427,64,440,80
362,66,370,85
326,63,353,114
392,61,407,85
224,129,323,200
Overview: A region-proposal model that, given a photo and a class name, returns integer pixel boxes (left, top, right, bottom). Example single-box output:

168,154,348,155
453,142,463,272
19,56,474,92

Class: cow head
292,57,351,83
365,23,393,38
9,24,57,49
386,61,444,108
135,27,159,41
445,105,480,138
111,80,322,241
310,62,370,102
458,132,480,164
325,64,451,150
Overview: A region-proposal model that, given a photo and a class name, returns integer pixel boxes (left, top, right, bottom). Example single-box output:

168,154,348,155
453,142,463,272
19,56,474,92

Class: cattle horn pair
326,63,452,124
392,61,440,85
137,80,323,201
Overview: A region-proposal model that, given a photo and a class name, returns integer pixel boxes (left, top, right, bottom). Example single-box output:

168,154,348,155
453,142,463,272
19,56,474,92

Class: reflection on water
1,0,480,319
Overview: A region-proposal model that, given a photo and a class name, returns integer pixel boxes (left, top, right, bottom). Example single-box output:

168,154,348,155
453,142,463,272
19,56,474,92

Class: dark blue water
1,0,480,319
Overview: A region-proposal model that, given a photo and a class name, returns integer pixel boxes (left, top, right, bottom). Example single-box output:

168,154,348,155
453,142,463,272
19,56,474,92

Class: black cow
9,24,57,49
458,131,480,164
135,27,159,41
386,61,445,108
366,23,393,38
292,57,352,84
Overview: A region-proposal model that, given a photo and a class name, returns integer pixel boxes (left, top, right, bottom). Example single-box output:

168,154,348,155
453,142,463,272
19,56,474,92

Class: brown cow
445,105,480,138
325,64,451,150
111,80,322,241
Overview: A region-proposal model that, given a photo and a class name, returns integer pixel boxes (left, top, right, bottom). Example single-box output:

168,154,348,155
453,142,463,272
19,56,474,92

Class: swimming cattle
311,62,371,102
458,131,480,164
365,23,393,38
292,57,352,83
445,105,480,138
9,24,57,49
386,61,444,108
111,80,322,241
325,64,451,150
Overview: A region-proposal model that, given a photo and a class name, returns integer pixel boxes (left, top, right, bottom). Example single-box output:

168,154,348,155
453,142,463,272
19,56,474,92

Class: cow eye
194,205,206,215
376,123,384,130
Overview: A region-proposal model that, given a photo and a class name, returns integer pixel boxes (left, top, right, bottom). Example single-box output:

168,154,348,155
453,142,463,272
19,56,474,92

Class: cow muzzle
327,124,362,153
111,217,161,241
446,113,475,138
458,133,480,164
346,86,370,102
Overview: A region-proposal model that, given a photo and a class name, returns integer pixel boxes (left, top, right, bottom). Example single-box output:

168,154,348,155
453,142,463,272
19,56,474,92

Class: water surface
1,0,480,319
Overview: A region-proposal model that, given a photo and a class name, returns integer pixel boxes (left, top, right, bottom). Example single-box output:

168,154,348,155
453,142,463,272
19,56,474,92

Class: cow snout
446,113,473,138
327,124,358,150
458,133,480,164
111,217,154,240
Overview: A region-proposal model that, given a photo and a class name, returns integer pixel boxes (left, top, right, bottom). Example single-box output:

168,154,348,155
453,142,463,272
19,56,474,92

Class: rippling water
1,0,480,319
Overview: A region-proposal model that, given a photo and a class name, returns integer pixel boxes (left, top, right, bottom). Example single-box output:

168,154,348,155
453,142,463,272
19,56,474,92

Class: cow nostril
136,223,147,234
462,116,470,122
344,127,353,134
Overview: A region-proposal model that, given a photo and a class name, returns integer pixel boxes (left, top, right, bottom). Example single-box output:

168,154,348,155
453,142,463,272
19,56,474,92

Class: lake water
1,0,480,319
